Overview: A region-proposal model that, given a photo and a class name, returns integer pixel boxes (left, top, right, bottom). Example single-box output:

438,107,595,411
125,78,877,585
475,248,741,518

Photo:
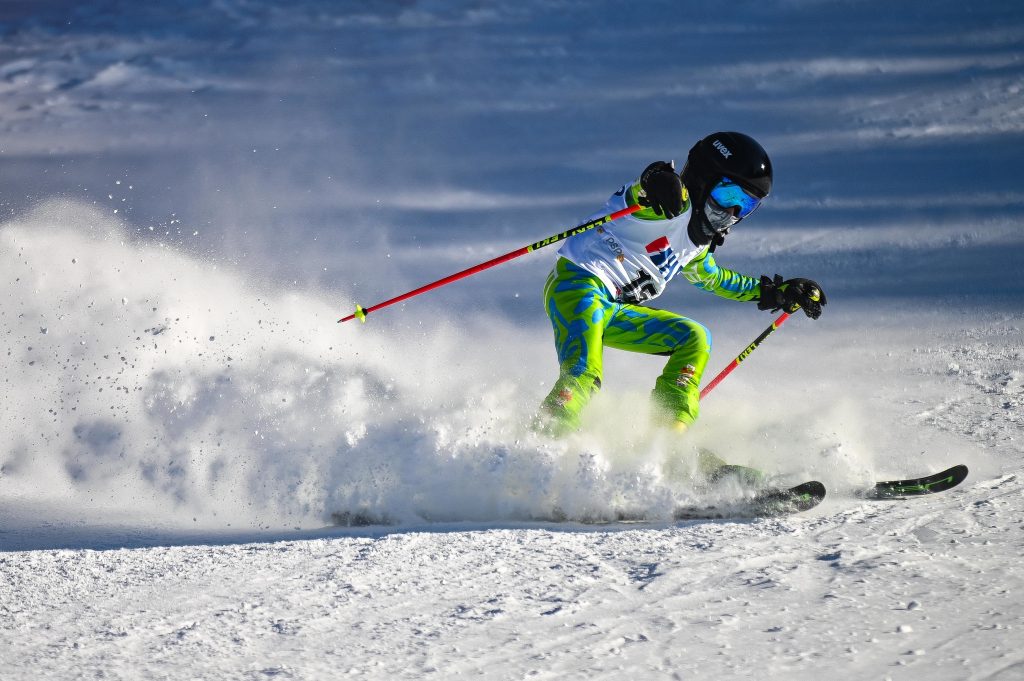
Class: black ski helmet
680,131,773,210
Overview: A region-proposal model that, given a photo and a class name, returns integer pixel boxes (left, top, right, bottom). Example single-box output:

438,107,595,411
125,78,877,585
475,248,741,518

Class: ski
328,481,828,526
673,480,826,520
859,464,969,499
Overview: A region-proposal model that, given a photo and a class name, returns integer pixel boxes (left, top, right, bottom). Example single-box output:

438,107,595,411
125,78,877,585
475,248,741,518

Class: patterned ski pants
540,258,711,433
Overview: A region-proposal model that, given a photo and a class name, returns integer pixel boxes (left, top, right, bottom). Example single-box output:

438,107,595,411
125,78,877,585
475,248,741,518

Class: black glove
638,161,683,219
757,274,827,319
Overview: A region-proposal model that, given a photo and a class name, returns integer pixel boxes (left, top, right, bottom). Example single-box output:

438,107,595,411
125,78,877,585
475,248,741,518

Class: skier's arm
682,249,761,302
684,251,829,317
612,163,688,221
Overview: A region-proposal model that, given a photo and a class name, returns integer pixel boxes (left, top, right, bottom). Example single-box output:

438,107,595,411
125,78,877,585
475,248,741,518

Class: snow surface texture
1,0,1022,678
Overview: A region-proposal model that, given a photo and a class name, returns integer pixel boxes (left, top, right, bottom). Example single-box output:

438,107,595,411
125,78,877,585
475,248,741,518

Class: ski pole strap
339,203,642,323
699,312,791,399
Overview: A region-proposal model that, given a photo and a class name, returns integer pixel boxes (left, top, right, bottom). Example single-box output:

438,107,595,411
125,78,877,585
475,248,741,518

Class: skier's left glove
757,274,827,319
638,161,683,219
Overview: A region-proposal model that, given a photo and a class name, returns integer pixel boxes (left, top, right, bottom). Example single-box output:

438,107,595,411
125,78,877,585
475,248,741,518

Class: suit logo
646,236,681,280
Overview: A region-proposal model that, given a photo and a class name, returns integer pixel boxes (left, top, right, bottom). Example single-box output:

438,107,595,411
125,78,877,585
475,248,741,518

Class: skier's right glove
757,274,827,319
639,161,683,219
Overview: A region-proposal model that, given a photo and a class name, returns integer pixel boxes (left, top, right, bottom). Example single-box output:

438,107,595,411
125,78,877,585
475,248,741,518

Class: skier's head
680,131,772,242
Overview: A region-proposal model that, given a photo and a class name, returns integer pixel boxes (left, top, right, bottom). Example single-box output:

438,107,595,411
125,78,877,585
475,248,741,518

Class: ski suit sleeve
682,249,761,302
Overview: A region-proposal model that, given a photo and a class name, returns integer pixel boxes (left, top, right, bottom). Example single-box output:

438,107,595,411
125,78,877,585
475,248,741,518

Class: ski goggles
708,177,762,219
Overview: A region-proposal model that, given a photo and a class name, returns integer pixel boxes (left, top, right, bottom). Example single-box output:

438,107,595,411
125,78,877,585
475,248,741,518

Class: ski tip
863,463,970,499
947,463,970,487
787,480,826,512
796,480,827,498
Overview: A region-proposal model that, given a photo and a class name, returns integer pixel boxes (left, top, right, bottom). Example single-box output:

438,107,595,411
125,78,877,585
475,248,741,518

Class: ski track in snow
2,0,1024,678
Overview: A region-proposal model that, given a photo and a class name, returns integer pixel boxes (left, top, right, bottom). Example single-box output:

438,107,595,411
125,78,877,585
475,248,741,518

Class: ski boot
697,448,765,488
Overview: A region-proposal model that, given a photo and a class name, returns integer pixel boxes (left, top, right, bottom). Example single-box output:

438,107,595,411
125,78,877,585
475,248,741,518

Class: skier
538,131,826,452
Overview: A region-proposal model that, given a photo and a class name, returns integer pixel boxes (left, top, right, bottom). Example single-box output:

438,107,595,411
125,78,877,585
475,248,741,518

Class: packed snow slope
1,0,1023,679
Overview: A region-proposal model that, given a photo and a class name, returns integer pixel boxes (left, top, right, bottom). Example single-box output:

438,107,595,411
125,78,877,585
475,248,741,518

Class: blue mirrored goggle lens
709,177,761,218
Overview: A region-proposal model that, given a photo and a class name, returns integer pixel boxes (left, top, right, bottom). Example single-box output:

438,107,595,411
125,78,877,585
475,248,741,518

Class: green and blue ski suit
541,179,762,433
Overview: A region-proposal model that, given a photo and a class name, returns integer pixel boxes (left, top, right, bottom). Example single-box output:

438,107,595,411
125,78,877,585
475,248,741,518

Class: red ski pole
338,204,642,323
700,312,792,399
